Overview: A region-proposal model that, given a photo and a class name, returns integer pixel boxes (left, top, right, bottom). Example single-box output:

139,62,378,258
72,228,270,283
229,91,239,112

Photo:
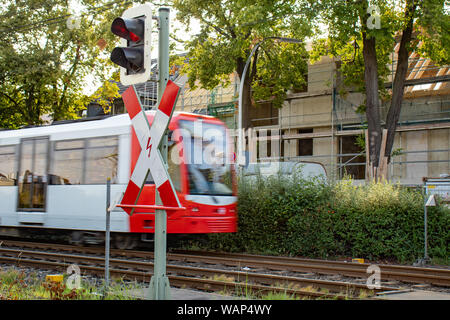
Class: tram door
17,137,49,212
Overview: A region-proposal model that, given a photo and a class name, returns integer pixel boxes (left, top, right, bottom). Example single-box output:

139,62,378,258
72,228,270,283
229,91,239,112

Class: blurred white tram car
0,112,237,248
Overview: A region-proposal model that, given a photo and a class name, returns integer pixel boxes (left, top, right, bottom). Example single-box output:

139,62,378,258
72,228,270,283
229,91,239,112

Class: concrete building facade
169,53,450,185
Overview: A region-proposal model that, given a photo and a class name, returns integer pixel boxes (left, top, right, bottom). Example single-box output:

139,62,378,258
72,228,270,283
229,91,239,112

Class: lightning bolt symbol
146,136,152,157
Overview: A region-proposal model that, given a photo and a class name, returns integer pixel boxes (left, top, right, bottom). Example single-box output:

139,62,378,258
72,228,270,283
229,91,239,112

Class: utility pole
149,7,171,300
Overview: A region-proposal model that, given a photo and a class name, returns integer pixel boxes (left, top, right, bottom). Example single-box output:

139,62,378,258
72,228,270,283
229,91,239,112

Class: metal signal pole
149,7,171,300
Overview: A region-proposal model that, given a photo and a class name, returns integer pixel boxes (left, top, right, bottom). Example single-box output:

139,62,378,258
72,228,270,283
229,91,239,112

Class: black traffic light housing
111,18,144,73
110,5,152,85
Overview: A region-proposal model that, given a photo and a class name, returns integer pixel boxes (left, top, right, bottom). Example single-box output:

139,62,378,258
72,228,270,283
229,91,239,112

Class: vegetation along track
1,240,449,298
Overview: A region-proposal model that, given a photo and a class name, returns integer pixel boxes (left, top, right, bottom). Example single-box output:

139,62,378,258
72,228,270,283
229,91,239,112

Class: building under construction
173,51,450,185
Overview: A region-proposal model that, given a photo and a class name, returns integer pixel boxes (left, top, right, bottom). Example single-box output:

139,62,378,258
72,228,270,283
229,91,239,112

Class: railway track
1,240,449,298
0,246,378,299
170,250,450,287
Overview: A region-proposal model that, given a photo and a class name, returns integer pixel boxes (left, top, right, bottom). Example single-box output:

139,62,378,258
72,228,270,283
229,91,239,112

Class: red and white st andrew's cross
120,80,182,215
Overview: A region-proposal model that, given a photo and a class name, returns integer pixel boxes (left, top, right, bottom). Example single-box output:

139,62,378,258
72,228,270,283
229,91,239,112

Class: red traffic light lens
111,18,142,42
129,32,140,42
111,18,128,38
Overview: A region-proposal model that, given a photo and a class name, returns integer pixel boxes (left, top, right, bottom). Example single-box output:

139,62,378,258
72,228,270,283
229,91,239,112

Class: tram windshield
177,120,233,196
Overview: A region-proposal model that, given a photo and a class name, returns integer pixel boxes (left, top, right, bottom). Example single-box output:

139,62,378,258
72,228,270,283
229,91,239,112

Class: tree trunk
362,33,382,173
25,85,39,126
384,0,416,163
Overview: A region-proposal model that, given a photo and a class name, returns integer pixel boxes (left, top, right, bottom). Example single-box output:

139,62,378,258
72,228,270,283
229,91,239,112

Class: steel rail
171,250,450,287
1,239,449,287
0,247,390,298
0,252,350,299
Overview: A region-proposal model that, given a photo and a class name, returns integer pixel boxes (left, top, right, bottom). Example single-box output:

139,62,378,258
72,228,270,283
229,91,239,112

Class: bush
204,175,449,264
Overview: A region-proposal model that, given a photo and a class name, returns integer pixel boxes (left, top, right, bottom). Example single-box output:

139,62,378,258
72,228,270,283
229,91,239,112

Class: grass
0,267,144,300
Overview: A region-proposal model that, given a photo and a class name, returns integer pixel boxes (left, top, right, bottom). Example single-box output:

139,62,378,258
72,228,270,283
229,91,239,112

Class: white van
241,161,327,181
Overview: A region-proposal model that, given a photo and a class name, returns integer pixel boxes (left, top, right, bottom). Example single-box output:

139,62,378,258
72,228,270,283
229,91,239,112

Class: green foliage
205,176,449,264
252,41,308,108
90,72,121,114
0,0,131,128
208,173,333,255
172,0,313,109
416,0,450,65
310,0,449,165
310,0,401,96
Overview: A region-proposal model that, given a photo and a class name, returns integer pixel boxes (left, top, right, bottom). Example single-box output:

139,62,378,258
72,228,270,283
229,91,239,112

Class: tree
89,72,121,114
172,0,314,129
0,0,130,129
312,0,449,180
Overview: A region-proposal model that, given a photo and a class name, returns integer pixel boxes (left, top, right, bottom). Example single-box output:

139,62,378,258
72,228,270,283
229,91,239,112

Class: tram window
17,137,49,210
18,140,33,184
50,136,118,185
178,120,233,196
50,140,84,185
0,145,17,186
55,139,84,150
85,136,118,184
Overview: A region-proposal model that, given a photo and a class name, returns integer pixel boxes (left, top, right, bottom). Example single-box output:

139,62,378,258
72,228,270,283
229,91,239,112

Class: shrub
204,175,449,264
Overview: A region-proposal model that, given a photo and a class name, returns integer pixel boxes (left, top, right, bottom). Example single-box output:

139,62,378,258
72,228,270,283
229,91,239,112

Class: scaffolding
174,53,450,185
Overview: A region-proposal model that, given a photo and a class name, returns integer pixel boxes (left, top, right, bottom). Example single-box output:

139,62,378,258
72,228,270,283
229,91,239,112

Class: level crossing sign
120,80,182,215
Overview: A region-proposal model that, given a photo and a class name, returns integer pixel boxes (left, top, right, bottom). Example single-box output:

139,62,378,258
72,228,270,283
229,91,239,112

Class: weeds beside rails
0,267,142,300
201,173,449,264
40,280,85,300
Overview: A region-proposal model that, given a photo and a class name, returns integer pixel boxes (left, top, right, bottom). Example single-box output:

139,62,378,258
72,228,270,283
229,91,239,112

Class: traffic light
111,18,144,72
110,4,152,85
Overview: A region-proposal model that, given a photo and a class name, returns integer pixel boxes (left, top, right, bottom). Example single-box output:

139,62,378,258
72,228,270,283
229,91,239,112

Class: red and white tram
0,112,237,248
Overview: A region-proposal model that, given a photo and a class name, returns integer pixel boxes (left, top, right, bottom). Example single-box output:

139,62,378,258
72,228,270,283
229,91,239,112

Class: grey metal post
149,7,171,300
104,177,111,296
423,184,429,261
420,183,431,265
157,8,170,100
424,204,428,260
